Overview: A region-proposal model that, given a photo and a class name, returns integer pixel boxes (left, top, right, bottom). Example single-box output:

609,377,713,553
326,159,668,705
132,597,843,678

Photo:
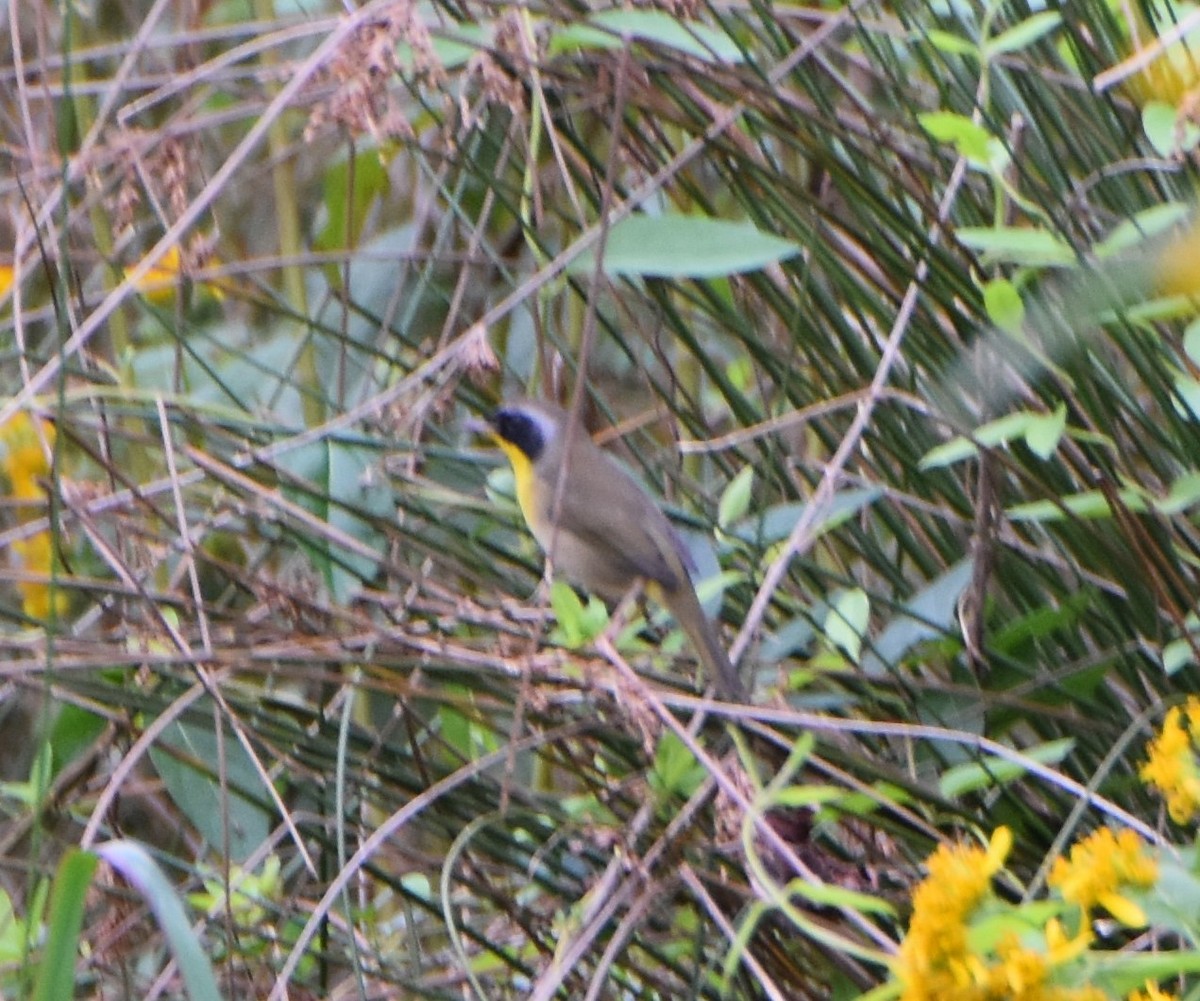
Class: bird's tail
666,584,744,700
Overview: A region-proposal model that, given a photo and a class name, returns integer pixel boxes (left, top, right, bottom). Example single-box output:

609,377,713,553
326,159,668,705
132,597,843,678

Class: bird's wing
547,450,691,591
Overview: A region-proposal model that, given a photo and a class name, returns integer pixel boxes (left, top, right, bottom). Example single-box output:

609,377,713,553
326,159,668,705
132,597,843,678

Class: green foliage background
2,0,1200,996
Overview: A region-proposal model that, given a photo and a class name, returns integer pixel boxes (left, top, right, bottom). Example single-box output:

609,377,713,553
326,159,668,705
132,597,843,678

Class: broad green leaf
918,112,992,163
0,888,22,965
650,731,706,802
1184,316,1200,364
150,716,273,862
984,11,1062,56
863,560,974,674
939,738,1074,798
1144,100,1200,157
1022,404,1067,459
956,226,1077,266
1175,373,1200,420
732,487,882,545
31,850,97,1001
824,588,869,662
548,579,608,647
1163,636,1195,674
549,9,746,63
1082,950,1200,997
315,147,392,252
49,702,108,774
982,278,1024,333
1140,851,1200,941
718,464,754,528
325,441,392,604
570,216,802,278
1092,202,1191,259
96,841,223,1001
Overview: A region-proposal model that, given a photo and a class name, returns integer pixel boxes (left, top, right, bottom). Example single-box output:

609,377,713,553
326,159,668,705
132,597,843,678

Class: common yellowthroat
478,399,743,700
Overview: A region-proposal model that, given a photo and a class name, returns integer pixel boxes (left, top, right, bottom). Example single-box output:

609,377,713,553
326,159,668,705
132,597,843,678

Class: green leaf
31,850,97,1001
1092,202,1191,259
918,112,993,164
824,588,869,663
733,487,882,545
1163,636,1195,674
718,464,754,528
925,29,979,57
919,436,982,469
48,703,108,775
1082,950,1200,997
315,147,392,252
650,731,706,801
939,738,1074,798
150,716,273,862
955,226,1077,266
0,886,27,966
919,410,1042,469
1184,316,1200,365
1,740,52,808
549,10,746,63
984,11,1062,56
1141,850,1200,941
325,441,392,604
863,560,974,674
982,278,1024,333
570,215,802,278
96,841,223,1001
1175,373,1200,420
549,579,608,648
1143,100,1200,157
1159,471,1200,514
784,877,895,915
1007,487,1148,521
398,23,491,72
1022,403,1067,459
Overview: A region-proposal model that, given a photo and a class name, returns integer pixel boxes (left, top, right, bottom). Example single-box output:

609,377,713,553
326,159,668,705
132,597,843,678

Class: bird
475,398,744,700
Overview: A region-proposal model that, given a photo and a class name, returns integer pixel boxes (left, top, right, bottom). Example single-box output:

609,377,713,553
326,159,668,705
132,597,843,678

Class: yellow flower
0,265,13,299
0,413,54,505
1,413,65,621
126,244,184,303
1128,980,1177,1001
1043,917,1091,965
1142,700,1200,823
1159,222,1200,298
125,242,226,304
11,532,66,620
894,828,1011,1000
1048,828,1157,926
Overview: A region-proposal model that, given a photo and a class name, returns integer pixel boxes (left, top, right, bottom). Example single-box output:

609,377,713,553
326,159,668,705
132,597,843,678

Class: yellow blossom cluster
0,412,66,620
893,827,1092,1000
895,825,1170,1001
1141,699,1200,824
1048,827,1158,927
125,242,226,304
1129,982,1177,1001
